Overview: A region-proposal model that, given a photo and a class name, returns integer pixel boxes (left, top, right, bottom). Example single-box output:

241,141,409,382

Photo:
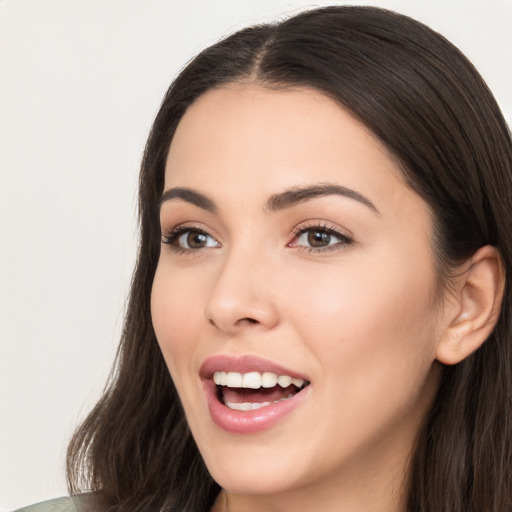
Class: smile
214,371,308,411
201,357,311,433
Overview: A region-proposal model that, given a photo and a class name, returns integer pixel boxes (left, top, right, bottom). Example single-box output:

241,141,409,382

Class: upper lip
199,355,310,381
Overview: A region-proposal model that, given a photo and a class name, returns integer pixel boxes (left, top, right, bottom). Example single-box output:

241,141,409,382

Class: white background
0,0,510,509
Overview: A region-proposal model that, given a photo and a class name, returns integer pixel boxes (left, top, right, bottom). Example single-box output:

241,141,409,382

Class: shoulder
12,495,90,512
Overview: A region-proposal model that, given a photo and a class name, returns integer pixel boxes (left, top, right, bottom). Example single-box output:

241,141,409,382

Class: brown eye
292,225,353,253
186,232,208,248
307,230,331,247
177,230,219,250
162,228,220,251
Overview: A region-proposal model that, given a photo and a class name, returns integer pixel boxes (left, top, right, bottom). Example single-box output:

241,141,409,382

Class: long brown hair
67,6,512,511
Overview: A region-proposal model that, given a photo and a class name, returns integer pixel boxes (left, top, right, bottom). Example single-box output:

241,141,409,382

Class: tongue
222,385,297,404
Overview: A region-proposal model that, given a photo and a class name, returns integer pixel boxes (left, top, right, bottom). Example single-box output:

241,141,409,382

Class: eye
162,226,220,252
290,223,353,253
298,230,335,248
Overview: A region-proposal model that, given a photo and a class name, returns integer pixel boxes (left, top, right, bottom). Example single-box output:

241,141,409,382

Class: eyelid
289,220,354,253
161,223,221,254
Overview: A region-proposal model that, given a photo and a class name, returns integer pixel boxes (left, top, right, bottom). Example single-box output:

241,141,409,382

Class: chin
207,460,303,496
194,431,324,497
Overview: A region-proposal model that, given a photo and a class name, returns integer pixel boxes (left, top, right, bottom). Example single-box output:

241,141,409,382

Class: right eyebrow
265,183,379,215
158,187,217,212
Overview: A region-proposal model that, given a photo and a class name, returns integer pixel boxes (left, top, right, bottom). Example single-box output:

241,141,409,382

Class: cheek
289,255,434,329
151,263,203,377
285,253,439,388
282,257,441,467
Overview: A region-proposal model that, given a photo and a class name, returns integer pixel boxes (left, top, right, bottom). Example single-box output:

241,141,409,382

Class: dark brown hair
67,6,512,511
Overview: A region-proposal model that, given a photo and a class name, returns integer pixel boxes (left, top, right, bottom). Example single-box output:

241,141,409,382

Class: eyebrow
158,187,217,212
158,183,379,215
266,183,379,214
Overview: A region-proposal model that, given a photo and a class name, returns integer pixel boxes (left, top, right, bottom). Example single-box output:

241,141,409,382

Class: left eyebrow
265,183,379,215
158,187,217,212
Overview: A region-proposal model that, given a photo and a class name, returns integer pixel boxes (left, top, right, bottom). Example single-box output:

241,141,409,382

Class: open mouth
200,356,311,433
213,371,310,411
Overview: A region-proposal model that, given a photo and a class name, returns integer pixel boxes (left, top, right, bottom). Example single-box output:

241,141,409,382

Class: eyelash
161,222,353,255
289,222,353,254
161,225,219,255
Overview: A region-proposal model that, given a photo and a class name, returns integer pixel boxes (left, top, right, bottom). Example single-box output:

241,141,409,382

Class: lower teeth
225,394,294,411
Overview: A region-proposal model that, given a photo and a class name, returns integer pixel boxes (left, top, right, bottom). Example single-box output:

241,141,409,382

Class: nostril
207,316,260,331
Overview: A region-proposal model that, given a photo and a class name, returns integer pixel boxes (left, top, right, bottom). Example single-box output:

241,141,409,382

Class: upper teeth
213,371,306,389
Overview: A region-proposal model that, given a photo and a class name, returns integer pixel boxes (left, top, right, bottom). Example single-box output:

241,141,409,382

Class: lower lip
203,380,310,434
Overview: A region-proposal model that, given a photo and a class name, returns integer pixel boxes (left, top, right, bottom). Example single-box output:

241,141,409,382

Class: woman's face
151,84,446,506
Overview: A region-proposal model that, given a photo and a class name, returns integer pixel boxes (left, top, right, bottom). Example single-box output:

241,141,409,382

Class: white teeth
225,401,271,411
213,371,226,386
242,371,262,389
261,372,278,388
226,372,243,387
213,371,306,389
225,395,294,411
277,375,292,387
291,377,305,388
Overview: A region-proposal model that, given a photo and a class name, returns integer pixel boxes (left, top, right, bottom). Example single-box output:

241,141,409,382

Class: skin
151,84,453,512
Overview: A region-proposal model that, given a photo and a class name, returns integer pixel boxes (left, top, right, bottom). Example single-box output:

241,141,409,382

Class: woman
17,5,512,512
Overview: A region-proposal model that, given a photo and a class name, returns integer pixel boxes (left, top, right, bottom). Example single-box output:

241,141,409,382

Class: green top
12,496,88,512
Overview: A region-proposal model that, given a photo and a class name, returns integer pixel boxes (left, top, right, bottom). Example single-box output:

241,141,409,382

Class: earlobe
436,245,505,366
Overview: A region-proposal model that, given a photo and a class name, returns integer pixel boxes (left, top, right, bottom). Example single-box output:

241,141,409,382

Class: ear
436,245,506,365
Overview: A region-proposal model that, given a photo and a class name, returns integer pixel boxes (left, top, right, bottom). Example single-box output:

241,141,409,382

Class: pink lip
200,355,310,434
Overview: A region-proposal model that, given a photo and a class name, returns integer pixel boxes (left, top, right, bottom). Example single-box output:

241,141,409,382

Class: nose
204,248,280,335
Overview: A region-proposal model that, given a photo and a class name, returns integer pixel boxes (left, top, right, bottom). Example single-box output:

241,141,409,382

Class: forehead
164,84,424,221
